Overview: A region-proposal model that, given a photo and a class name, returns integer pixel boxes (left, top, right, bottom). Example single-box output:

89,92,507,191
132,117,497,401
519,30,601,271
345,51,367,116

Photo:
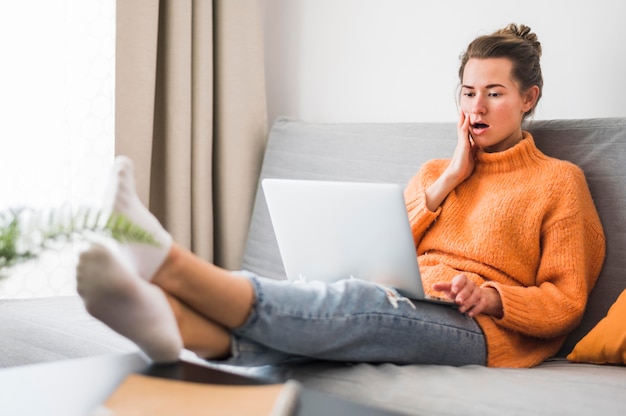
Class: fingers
432,275,470,300
434,274,502,317
457,111,470,145
457,108,469,128
457,288,485,316
448,274,484,316
446,111,476,184
432,281,452,293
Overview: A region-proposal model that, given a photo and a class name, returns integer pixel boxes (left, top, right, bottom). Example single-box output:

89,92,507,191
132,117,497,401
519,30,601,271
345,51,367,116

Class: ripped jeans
224,275,487,366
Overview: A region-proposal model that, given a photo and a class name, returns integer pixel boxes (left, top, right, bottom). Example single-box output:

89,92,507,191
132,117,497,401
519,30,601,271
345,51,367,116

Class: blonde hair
459,24,543,119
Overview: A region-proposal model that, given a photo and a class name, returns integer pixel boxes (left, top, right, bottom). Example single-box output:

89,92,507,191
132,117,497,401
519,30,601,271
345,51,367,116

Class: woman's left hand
433,274,503,318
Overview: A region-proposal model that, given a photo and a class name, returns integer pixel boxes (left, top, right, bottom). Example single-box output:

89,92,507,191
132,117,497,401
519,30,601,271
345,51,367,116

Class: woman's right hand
447,111,478,185
424,111,478,211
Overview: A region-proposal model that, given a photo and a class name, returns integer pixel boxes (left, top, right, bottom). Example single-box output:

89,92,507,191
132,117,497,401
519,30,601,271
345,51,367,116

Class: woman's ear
522,85,540,113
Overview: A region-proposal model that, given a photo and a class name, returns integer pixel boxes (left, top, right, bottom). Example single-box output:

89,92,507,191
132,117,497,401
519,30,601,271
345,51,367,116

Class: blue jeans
226,275,487,367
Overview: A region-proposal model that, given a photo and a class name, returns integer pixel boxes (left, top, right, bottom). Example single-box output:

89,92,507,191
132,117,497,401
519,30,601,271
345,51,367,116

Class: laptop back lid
262,178,425,299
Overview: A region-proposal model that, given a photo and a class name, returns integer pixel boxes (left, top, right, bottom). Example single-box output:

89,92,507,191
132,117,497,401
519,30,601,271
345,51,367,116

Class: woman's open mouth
471,123,489,134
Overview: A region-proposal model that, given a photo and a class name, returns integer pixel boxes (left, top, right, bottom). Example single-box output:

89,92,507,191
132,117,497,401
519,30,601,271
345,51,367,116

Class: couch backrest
242,117,626,357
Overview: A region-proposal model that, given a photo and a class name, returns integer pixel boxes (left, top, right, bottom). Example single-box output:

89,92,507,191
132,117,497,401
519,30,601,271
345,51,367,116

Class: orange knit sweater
404,132,605,368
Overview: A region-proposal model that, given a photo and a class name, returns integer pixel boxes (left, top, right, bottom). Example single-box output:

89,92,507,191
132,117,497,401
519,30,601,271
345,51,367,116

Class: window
0,1,115,298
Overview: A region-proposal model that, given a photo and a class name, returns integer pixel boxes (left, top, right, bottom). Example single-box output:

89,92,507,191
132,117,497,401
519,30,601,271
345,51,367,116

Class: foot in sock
103,155,172,280
76,243,182,363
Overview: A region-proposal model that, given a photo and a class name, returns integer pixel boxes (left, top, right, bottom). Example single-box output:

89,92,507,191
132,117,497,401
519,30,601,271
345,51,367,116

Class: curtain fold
115,0,267,268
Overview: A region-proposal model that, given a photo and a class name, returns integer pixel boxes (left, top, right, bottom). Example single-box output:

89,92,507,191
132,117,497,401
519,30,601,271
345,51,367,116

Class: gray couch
2,117,625,415
241,117,626,415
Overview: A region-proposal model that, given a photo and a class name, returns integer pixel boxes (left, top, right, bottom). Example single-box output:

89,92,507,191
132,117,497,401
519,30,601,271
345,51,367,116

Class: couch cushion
242,117,626,358
567,288,626,365
527,118,626,355
0,296,138,368
287,359,626,415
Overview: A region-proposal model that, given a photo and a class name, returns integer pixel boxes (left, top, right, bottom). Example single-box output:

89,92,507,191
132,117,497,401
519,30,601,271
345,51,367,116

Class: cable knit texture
404,132,606,368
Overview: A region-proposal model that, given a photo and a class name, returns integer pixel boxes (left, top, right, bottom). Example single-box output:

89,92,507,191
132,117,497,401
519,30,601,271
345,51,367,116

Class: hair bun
499,23,542,57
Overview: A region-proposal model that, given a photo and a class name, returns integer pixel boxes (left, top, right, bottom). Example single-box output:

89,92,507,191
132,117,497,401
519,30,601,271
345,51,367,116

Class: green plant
0,206,158,272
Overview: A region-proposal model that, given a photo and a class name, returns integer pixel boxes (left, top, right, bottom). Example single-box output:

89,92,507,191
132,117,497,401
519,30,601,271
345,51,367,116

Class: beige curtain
115,0,268,269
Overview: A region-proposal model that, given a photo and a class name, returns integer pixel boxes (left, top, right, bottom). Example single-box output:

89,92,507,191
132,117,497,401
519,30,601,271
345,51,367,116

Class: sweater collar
475,132,545,173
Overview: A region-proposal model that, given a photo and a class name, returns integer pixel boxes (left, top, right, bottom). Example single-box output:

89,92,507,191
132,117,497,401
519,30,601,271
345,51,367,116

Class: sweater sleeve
404,161,445,246
483,173,606,339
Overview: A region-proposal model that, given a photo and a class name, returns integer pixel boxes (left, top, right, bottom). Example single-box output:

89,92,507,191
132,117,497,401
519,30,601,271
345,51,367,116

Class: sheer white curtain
0,1,115,298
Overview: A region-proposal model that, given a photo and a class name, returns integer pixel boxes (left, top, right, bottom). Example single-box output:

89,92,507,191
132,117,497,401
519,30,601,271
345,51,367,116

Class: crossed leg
76,156,256,363
152,243,255,329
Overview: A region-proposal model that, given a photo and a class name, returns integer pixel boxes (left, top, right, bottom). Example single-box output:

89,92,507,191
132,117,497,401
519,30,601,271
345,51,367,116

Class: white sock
103,155,172,280
76,243,183,363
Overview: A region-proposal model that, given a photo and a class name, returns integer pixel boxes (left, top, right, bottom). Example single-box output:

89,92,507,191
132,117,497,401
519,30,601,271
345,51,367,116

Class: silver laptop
262,178,454,305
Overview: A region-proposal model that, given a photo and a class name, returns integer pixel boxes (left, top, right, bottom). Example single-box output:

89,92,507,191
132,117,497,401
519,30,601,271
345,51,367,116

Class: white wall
262,0,626,124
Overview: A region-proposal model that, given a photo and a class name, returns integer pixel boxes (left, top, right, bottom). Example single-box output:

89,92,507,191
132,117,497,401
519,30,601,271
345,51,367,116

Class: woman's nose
470,96,487,114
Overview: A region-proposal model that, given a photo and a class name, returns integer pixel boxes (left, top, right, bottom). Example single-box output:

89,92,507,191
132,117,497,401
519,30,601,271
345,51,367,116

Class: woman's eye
488,92,501,97
462,92,475,97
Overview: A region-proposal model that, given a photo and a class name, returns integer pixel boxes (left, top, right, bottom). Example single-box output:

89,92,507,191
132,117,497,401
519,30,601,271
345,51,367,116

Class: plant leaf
0,206,159,271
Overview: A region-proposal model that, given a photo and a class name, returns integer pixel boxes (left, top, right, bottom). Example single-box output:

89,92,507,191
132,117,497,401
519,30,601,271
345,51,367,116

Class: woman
77,24,605,368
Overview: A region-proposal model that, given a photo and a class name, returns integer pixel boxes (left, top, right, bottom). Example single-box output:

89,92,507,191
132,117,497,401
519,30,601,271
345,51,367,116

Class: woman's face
460,58,538,153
